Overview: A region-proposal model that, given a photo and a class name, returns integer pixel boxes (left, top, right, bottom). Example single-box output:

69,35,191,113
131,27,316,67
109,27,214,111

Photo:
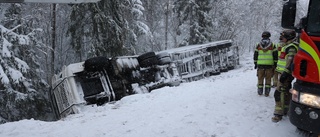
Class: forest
0,0,306,123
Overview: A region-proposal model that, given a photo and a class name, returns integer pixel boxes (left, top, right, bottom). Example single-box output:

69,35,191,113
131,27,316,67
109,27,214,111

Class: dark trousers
273,74,294,115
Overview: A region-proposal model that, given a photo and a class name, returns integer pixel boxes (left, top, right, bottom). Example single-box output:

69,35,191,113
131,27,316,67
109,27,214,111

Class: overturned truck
50,40,239,119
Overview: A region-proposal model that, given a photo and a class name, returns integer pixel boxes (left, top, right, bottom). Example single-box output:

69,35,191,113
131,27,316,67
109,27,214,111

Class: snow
14,57,30,73
2,38,13,58
8,67,24,84
0,65,10,84
0,24,31,85
0,53,301,137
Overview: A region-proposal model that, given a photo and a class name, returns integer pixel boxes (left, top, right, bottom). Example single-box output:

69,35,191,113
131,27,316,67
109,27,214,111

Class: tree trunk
164,0,169,50
50,3,56,84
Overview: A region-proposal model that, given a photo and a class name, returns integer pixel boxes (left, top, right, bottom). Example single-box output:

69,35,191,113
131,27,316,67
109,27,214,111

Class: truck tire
156,52,171,65
139,57,158,68
138,52,158,67
84,56,110,72
137,52,156,62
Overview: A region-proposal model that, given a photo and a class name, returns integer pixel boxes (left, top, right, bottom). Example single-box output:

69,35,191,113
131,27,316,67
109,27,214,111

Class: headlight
299,92,320,109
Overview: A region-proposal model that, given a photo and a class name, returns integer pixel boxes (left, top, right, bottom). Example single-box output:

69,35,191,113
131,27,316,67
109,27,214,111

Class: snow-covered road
0,54,302,137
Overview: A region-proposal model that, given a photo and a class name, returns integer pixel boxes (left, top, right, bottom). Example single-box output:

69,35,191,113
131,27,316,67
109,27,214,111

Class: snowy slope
0,53,302,137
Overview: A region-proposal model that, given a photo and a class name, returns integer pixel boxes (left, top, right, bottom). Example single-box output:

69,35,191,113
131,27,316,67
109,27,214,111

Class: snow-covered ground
0,53,303,137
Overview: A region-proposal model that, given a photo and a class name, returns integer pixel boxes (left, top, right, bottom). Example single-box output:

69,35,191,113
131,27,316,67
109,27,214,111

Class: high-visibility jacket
255,43,275,65
275,43,284,57
276,43,298,73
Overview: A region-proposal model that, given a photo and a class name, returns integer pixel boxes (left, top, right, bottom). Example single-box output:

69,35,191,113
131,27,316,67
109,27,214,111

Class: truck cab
49,53,182,119
281,0,320,135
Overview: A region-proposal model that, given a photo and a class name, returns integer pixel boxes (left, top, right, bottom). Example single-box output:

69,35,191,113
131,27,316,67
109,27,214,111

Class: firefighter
271,29,298,122
253,31,278,96
271,35,285,88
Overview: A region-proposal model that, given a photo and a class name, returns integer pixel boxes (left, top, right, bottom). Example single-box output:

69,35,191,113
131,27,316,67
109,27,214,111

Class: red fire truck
281,0,320,136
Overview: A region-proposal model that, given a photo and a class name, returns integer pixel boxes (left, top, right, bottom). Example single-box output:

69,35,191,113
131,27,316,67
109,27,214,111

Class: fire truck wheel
84,56,110,72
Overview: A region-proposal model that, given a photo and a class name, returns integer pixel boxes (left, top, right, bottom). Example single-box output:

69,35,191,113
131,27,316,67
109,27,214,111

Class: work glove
279,71,290,83
254,62,257,69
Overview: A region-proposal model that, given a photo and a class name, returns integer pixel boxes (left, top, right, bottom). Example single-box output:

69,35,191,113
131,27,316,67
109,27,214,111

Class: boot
272,114,282,122
265,87,270,97
257,88,263,95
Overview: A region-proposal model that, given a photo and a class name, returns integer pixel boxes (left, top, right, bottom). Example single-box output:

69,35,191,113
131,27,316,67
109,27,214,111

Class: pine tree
173,0,213,46
194,0,213,43
121,0,150,54
0,3,51,123
68,0,149,57
69,0,126,58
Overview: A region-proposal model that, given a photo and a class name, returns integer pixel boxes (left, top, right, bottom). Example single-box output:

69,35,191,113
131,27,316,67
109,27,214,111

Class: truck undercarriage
49,40,239,119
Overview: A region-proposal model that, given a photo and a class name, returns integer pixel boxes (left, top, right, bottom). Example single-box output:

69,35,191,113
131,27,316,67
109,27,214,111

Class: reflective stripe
276,43,298,73
280,92,285,110
283,68,290,73
274,101,283,115
275,106,282,111
300,40,320,81
276,43,283,56
279,91,289,111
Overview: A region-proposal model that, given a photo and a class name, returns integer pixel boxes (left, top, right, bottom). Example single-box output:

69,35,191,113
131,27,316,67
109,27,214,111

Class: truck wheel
157,52,171,65
140,57,158,68
138,52,158,67
84,56,110,72
137,52,156,62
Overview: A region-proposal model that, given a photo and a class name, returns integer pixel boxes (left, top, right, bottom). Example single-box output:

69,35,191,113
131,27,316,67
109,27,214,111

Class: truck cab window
307,0,320,35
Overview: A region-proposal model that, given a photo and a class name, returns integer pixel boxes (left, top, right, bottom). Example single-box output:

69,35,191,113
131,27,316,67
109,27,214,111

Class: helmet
262,31,271,38
281,29,296,40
